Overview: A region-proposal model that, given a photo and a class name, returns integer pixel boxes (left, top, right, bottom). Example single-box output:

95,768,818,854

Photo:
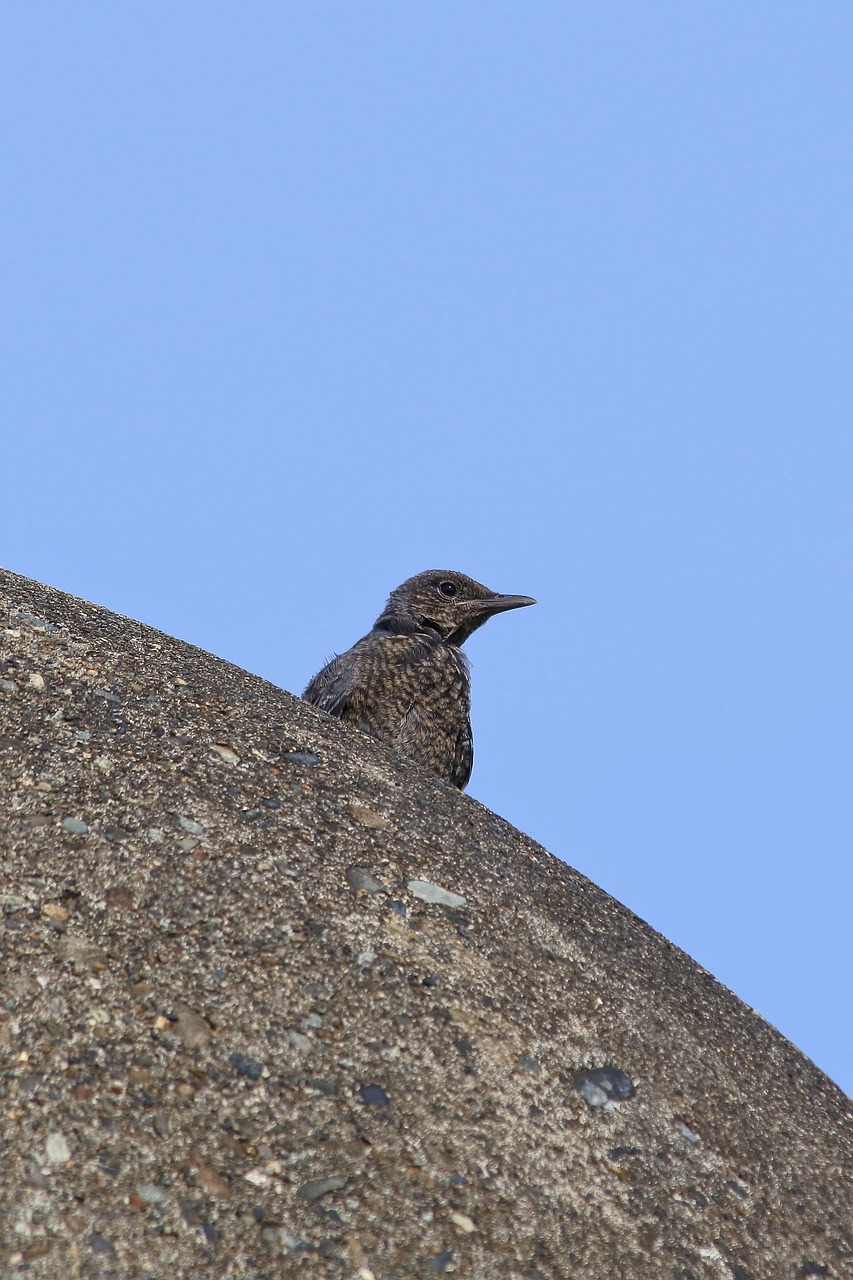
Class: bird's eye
438,581,457,598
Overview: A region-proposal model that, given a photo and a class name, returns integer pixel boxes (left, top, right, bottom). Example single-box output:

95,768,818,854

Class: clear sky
2,5,851,1096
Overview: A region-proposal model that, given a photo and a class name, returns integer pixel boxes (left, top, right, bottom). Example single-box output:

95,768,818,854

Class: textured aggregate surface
0,567,851,1280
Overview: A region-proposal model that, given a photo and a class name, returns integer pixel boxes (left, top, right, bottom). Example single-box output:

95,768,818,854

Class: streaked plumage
303,570,535,790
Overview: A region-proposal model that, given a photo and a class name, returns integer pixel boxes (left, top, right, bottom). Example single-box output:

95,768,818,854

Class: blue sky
3,5,851,1095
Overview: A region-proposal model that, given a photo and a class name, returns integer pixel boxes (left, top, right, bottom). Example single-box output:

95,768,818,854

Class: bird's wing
451,721,474,791
302,652,356,719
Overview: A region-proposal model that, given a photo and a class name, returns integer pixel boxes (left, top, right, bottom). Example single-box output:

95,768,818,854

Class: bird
302,570,535,790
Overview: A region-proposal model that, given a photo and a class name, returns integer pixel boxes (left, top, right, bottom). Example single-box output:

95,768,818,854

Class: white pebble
45,1133,71,1163
407,880,467,909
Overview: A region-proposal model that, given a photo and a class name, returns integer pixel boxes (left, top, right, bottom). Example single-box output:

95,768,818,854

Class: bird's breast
384,635,470,694
356,635,470,730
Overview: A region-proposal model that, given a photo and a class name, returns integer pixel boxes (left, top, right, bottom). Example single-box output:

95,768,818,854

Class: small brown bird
302,570,535,790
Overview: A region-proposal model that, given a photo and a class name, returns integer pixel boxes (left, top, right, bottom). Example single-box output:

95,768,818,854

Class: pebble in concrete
574,1066,636,1107
229,1053,263,1080
45,1133,71,1163
178,816,205,835
359,1084,390,1107
407,880,467,909
297,1175,348,1202
346,867,383,893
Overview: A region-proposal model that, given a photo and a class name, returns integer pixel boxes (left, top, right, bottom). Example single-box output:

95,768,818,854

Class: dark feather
302,570,534,790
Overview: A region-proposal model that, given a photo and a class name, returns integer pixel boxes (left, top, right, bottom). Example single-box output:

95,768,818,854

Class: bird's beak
474,593,537,616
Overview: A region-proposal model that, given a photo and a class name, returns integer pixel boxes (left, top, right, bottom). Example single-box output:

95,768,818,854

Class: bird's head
374,570,536,646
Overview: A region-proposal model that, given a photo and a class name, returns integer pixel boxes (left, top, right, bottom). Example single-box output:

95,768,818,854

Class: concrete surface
1,567,850,1279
